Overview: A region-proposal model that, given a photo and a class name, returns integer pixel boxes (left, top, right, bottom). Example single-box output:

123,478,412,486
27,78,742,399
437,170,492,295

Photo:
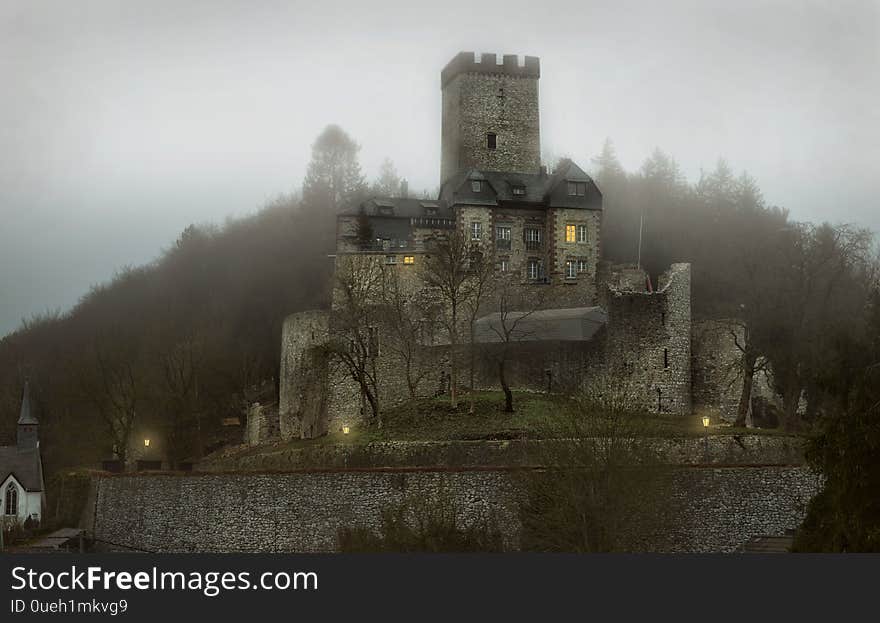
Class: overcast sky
1,0,878,336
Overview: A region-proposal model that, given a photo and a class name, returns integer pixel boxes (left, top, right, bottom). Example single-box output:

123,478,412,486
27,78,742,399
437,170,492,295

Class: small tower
440,52,541,185
17,381,39,450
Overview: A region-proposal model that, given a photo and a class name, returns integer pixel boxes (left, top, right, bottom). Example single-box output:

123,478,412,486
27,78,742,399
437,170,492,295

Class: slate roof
0,446,43,491
474,306,607,343
340,197,453,219
439,159,602,209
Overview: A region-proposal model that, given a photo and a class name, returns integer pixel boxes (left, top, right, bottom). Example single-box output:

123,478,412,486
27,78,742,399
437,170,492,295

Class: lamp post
701,415,710,453
342,425,350,435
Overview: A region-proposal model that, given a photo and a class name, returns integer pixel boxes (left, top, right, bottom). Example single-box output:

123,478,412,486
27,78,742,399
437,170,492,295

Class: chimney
400,179,409,197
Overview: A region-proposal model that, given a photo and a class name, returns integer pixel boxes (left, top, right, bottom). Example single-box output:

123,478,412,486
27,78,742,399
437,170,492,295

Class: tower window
577,259,588,273
500,258,509,272
565,225,576,242
471,222,482,240
577,224,588,243
385,255,397,265
565,260,577,279
487,133,497,149
471,180,482,193
403,256,415,265
512,185,525,196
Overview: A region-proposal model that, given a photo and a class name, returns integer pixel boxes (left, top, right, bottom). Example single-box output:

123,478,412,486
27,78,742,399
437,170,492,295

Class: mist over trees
0,126,878,549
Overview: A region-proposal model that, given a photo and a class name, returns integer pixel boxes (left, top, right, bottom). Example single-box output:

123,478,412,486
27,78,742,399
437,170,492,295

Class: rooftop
474,306,608,343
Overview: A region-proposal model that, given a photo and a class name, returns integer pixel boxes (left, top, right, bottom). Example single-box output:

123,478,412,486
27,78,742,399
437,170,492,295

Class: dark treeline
1,128,877,549
592,139,880,550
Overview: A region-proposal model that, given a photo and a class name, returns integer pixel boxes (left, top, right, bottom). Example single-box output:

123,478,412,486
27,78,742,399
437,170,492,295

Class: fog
1,0,877,336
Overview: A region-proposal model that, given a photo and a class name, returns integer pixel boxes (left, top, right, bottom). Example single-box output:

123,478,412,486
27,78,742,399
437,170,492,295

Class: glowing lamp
342,425,350,435
144,438,151,448
701,416,710,429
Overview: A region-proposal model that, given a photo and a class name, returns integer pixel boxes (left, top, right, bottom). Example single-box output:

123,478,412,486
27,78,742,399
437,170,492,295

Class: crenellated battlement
441,51,540,88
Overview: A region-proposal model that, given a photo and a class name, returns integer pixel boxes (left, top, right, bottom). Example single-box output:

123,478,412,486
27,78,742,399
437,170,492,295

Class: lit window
471,222,482,240
512,186,525,196
567,182,587,196
4,483,17,516
487,133,497,149
527,260,540,280
565,260,577,279
403,256,415,265
385,255,397,265
577,224,588,243
471,180,482,193
565,225,576,242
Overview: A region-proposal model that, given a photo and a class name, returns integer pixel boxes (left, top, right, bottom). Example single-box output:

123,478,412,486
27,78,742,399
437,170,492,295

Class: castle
251,52,720,444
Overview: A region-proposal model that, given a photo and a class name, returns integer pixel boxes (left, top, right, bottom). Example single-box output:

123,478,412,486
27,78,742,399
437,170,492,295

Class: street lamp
144,438,151,448
342,425,350,435
701,416,710,429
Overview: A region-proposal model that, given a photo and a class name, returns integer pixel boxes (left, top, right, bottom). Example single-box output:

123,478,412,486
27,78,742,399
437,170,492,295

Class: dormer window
512,185,525,196
377,206,394,216
567,182,587,197
471,180,482,193
487,133,497,149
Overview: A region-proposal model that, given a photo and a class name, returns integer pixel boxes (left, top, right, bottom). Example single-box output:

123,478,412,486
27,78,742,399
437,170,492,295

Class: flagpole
637,211,643,269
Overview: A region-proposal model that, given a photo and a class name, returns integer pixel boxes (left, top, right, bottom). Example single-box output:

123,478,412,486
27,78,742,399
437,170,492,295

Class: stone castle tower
440,52,541,185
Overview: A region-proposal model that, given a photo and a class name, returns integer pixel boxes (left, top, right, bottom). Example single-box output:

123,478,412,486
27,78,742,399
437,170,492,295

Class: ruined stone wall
245,402,280,447
692,320,744,422
279,311,330,440
604,263,692,415
441,54,541,184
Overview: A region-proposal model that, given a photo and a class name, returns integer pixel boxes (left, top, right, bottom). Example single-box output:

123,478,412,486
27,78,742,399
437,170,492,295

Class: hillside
0,196,335,472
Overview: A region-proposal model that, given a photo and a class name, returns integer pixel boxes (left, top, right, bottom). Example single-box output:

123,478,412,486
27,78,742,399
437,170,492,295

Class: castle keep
265,52,699,443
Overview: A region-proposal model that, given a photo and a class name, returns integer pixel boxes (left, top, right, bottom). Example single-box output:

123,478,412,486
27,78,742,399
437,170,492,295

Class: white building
1,382,45,527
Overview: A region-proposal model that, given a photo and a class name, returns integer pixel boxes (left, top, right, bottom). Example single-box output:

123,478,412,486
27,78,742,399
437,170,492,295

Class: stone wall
279,311,330,440
604,263,692,415
692,319,744,422
83,459,819,553
245,402,280,447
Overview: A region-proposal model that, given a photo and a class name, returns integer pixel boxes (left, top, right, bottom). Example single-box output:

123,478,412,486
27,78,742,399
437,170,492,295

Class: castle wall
692,320,745,422
604,263,692,415
441,53,541,184
279,311,331,440
85,454,818,553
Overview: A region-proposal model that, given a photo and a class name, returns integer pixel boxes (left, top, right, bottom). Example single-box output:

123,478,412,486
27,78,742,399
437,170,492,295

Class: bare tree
79,331,141,465
478,277,555,413
379,267,441,399
520,374,673,552
419,229,479,409
327,256,385,426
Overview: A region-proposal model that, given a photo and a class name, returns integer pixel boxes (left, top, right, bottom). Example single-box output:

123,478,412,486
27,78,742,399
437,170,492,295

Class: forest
1,125,877,550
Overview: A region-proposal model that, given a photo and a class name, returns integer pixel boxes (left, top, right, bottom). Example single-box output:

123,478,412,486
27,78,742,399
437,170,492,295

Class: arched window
4,483,18,516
